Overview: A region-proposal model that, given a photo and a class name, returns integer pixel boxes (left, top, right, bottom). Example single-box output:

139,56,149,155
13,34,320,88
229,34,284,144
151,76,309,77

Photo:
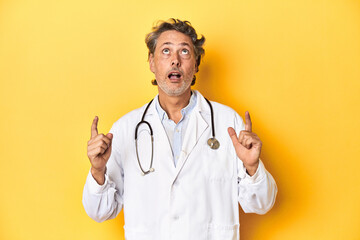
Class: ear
149,53,155,73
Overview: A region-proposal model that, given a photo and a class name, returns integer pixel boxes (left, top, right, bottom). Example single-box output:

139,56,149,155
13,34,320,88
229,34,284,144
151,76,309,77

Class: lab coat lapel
145,102,176,175
174,103,208,177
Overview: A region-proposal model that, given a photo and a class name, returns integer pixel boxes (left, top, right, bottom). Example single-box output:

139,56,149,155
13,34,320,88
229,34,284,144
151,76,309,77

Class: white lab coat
83,90,277,240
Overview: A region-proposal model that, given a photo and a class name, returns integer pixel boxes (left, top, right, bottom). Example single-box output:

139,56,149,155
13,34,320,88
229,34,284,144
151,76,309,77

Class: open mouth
168,72,182,80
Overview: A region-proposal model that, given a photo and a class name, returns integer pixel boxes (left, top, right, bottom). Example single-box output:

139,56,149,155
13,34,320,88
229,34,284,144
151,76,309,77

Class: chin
162,88,189,97
158,81,191,97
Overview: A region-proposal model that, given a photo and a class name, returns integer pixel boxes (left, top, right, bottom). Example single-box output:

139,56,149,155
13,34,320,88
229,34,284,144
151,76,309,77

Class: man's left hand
228,111,261,176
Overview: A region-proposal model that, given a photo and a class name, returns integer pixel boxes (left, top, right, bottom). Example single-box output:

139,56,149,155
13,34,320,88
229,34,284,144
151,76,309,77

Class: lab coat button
173,215,179,220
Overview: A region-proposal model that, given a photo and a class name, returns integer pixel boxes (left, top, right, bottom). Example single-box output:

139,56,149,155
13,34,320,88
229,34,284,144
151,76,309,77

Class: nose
171,53,181,67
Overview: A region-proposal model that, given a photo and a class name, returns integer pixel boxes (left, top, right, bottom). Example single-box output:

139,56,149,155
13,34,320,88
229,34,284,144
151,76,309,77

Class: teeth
169,73,181,78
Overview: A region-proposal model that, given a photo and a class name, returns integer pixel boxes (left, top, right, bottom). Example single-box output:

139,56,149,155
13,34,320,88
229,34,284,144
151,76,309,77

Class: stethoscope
135,97,220,176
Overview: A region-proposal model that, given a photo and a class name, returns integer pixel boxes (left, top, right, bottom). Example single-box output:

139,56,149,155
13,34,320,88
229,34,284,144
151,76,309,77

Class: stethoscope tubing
135,97,218,176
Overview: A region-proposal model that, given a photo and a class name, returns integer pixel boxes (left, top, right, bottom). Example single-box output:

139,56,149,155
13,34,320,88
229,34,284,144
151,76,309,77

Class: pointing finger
228,127,240,147
91,116,99,138
245,111,252,132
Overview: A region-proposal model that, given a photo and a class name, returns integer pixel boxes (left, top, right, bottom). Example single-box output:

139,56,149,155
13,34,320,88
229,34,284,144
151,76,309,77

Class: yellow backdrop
1,0,359,239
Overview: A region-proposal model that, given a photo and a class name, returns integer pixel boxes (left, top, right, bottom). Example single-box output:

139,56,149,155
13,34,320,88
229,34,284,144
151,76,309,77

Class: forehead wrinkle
161,42,173,46
159,42,191,47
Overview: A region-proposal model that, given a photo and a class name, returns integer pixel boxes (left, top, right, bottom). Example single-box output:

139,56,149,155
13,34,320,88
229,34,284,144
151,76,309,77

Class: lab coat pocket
202,143,235,180
207,223,239,240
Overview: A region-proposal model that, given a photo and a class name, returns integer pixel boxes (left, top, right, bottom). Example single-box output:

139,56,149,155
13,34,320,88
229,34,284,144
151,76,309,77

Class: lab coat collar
144,90,211,117
153,91,197,122
193,90,211,116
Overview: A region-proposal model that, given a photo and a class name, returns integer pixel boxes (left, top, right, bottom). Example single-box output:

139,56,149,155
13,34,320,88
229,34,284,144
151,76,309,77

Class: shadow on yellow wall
198,47,316,239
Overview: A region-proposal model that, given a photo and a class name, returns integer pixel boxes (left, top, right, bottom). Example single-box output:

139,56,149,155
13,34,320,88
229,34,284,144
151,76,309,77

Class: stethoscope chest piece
207,137,220,150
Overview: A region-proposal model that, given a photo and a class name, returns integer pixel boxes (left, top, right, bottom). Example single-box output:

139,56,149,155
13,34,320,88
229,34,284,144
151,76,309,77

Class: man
83,19,277,240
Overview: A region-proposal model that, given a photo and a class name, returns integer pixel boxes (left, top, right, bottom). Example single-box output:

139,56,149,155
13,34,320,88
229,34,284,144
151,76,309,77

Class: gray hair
145,19,205,85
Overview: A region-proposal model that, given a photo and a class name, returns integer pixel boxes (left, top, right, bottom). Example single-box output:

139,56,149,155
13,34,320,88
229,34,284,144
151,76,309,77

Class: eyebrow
160,42,191,47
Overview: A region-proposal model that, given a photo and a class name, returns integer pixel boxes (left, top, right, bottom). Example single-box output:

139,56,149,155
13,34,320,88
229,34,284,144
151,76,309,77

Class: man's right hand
87,116,113,185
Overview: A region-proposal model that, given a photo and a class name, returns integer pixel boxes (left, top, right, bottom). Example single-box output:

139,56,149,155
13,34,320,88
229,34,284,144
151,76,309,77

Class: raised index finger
91,116,99,138
245,111,252,132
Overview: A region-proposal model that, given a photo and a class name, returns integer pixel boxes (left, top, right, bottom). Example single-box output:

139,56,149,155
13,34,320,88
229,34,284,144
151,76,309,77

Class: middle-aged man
83,19,277,240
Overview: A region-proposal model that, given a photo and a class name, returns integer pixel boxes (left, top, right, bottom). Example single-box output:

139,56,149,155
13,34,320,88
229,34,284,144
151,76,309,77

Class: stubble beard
157,77,192,97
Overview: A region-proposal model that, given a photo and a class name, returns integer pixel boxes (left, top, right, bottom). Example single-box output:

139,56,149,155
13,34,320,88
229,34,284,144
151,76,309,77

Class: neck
158,88,192,124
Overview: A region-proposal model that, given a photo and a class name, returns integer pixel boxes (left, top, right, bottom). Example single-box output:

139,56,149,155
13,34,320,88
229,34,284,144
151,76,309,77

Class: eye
162,48,170,54
181,49,189,55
